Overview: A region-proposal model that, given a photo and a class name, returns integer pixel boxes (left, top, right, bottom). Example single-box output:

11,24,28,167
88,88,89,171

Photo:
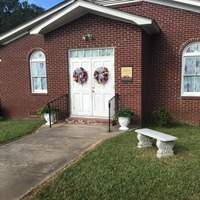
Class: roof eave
30,0,160,35
0,0,161,45
0,0,75,45
103,0,200,14
142,20,161,35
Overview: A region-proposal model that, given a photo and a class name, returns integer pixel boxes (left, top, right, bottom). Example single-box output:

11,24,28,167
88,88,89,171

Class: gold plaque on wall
121,66,132,82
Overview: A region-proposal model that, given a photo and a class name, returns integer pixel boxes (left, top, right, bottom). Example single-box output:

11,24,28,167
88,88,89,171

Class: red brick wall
0,35,49,118
0,14,143,122
113,2,200,124
45,13,143,124
2,1,200,125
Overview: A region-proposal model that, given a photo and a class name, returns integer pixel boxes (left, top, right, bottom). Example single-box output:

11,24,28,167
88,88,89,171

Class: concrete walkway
0,123,121,200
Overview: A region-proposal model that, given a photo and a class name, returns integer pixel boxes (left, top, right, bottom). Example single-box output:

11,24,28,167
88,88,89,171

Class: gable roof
30,0,160,35
0,0,75,45
0,0,160,45
88,0,200,13
1,0,200,45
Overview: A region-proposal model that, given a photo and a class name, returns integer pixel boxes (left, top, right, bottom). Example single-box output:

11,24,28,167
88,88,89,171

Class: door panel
70,59,92,116
92,58,114,117
69,48,114,118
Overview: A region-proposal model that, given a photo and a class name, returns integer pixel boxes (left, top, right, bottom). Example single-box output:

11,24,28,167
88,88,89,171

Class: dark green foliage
0,99,3,121
0,100,1,116
0,0,44,34
152,108,173,126
114,108,137,120
37,105,60,115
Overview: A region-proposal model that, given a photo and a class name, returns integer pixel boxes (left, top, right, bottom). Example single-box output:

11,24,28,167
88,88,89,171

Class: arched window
30,51,47,93
182,42,200,96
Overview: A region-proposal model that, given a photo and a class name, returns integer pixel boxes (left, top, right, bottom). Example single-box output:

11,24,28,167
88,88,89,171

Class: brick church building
0,0,200,125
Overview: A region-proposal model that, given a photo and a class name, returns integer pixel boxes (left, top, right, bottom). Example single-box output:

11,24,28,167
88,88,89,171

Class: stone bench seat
135,128,178,158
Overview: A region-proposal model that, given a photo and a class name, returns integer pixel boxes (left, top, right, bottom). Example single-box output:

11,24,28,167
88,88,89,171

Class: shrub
37,105,60,115
152,108,173,126
114,108,137,121
0,99,3,121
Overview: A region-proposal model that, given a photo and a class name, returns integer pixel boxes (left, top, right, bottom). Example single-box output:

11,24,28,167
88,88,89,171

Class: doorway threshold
66,117,111,125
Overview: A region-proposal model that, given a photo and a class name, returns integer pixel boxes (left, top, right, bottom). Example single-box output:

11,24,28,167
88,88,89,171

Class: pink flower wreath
73,67,88,84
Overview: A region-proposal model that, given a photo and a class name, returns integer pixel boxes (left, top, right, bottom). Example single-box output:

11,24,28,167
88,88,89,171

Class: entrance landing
66,117,115,125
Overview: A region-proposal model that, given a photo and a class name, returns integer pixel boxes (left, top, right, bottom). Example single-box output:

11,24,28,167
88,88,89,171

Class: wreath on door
93,67,109,84
73,67,88,84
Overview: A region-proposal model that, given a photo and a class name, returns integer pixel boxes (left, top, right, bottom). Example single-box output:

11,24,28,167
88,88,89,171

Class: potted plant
37,105,60,125
114,108,137,130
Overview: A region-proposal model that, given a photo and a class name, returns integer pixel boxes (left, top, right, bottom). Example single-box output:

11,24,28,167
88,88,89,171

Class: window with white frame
30,51,47,93
182,42,200,96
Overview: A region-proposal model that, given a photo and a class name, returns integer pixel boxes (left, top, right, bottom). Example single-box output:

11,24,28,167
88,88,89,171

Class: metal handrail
47,93,69,128
108,93,119,132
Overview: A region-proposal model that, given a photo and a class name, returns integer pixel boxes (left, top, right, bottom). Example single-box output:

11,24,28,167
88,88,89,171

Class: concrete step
66,117,117,125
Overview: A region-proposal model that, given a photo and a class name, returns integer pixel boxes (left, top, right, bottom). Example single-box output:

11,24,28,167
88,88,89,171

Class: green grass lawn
26,124,200,200
0,119,44,144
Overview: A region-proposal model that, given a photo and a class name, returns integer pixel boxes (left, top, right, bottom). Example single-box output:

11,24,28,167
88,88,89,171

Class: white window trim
69,47,115,58
181,42,200,97
30,51,47,94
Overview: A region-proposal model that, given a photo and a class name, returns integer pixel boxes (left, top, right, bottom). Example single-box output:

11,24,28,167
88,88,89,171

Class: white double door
69,56,115,118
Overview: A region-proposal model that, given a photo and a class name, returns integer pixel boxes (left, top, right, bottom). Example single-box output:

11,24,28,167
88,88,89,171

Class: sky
20,0,65,10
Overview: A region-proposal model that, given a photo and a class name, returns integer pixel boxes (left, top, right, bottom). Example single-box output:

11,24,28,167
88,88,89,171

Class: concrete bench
135,128,178,158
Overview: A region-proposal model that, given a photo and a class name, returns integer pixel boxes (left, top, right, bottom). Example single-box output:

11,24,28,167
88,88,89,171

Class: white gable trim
0,0,75,45
30,0,159,35
1,0,200,45
1,32,29,45
102,0,200,13
147,0,200,13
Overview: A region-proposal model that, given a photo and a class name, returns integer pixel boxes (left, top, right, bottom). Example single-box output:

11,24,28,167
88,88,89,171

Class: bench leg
137,133,152,148
156,140,175,158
